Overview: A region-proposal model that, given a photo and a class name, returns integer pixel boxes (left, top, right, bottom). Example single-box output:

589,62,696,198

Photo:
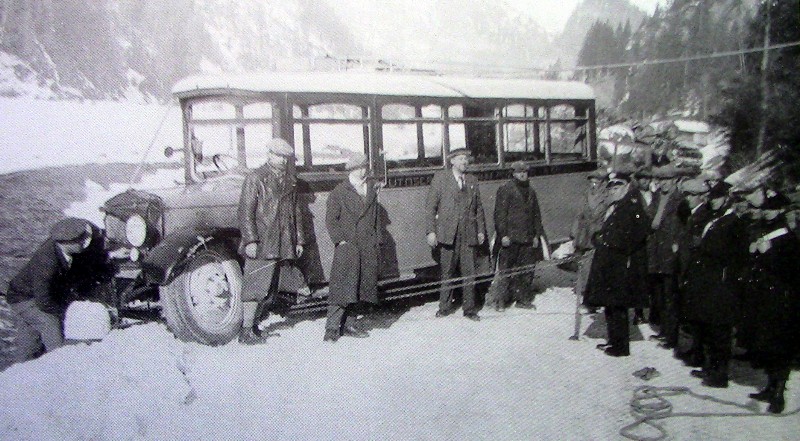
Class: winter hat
344,152,368,171
266,138,295,157
680,178,709,195
510,161,528,173
51,217,92,243
447,148,471,160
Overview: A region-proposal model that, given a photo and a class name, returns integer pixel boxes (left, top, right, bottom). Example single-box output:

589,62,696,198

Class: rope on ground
620,385,800,441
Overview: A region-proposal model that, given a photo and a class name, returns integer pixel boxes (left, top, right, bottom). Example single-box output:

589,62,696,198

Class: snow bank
1,288,797,441
0,97,182,175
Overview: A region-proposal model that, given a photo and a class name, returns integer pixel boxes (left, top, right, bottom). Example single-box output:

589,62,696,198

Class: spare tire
160,246,243,345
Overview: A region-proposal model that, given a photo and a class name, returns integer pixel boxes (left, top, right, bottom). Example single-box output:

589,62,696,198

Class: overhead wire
330,41,800,75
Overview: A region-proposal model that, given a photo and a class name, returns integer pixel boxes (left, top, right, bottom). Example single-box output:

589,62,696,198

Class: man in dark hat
491,161,548,311
646,165,688,349
681,181,748,388
585,169,650,357
632,167,656,324
6,217,96,361
323,153,379,342
570,168,609,313
736,187,798,413
425,147,486,321
237,138,306,343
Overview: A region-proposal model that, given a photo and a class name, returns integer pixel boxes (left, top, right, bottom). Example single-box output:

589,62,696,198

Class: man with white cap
323,153,379,342
425,147,486,321
237,138,306,343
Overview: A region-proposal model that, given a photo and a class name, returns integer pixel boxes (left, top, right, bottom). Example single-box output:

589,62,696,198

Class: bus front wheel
160,247,243,345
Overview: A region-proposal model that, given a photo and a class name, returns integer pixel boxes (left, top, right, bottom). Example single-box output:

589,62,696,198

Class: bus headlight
125,215,148,247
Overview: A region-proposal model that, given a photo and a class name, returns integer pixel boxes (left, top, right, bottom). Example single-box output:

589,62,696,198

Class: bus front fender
140,230,237,286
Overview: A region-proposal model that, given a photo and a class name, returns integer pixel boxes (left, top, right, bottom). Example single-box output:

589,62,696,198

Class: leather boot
342,325,369,338
749,377,777,402
768,377,787,414
323,329,340,342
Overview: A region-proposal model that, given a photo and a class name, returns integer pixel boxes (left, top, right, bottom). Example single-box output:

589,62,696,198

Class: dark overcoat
425,169,486,246
738,218,800,356
647,190,687,275
571,187,609,252
325,180,380,306
494,180,546,245
237,164,305,259
680,207,747,325
7,239,71,315
585,189,650,308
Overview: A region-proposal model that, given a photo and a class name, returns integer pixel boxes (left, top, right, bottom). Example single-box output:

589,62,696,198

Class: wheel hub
188,262,232,321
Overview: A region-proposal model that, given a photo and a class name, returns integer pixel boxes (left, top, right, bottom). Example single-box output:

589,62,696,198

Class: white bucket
64,301,111,341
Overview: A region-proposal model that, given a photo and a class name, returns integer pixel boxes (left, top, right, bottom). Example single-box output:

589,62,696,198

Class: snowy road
0,287,797,441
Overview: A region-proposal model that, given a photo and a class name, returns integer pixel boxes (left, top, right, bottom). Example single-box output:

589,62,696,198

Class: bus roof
172,71,595,101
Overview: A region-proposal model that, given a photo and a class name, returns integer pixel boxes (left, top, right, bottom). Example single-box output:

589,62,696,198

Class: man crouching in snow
6,217,119,363
323,153,379,342
584,169,650,357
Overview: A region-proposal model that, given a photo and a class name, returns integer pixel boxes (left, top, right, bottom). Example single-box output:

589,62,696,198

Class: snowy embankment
0,97,182,175
0,287,797,441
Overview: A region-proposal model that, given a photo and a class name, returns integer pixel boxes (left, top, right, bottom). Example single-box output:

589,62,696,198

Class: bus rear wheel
161,247,243,345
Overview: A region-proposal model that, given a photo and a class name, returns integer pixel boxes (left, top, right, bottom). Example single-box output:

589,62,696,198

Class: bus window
502,104,543,162
547,105,586,161
191,124,237,175
295,103,368,172
448,105,498,165
243,102,274,168
382,104,444,169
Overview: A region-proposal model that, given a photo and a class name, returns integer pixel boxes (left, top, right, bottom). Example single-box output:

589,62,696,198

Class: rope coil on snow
620,385,800,441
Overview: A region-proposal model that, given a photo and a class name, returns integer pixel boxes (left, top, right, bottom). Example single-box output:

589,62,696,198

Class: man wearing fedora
6,217,99,362
491,161,548,311
237,138,306,343
425,147,486,321
585,168,650,357
323,153,379,342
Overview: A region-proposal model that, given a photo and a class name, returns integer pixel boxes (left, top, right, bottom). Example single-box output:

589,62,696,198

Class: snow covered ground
0,286,797,441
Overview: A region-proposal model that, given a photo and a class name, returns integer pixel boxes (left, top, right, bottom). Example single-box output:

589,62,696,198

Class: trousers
10,299,63,362
438,229,477,315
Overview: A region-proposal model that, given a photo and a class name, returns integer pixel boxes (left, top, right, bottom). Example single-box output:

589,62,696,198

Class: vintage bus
102,71,597,345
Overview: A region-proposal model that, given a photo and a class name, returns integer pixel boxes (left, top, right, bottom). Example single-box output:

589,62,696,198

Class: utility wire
330,41,800,74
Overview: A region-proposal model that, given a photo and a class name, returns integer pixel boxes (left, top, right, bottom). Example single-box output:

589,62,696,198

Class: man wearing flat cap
323,153,379,342
490,161,548,311
6,217,99,362
585,169,650,357
680,180,747,388
646,165,689,349
237,138,306,343
425,147,486,321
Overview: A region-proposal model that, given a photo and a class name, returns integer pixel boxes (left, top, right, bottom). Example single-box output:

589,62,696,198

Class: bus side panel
529,172,589,243
376,186,436,278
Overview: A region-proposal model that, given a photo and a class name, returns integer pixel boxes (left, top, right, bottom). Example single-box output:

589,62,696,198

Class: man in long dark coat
238,138,306,343
570,168,609,313
633,168,657,324
737,188,799,413
585,170,650,357
323,153,380,342
681,182,747,388
425,148,486,321
491,161,548,310
646,165,688,349
7,218,99,362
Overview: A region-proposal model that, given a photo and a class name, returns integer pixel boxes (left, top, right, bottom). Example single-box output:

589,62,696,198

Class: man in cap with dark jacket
425,147,486,321
323,153,379,342
237,138,306,343
681,181,748,388
6,217,96,361
585,169,650,356
647,165,688,349
491,161,548,310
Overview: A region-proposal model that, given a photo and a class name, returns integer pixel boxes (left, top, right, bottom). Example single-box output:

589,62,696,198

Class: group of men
573,163,799,414
239,141,549,342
